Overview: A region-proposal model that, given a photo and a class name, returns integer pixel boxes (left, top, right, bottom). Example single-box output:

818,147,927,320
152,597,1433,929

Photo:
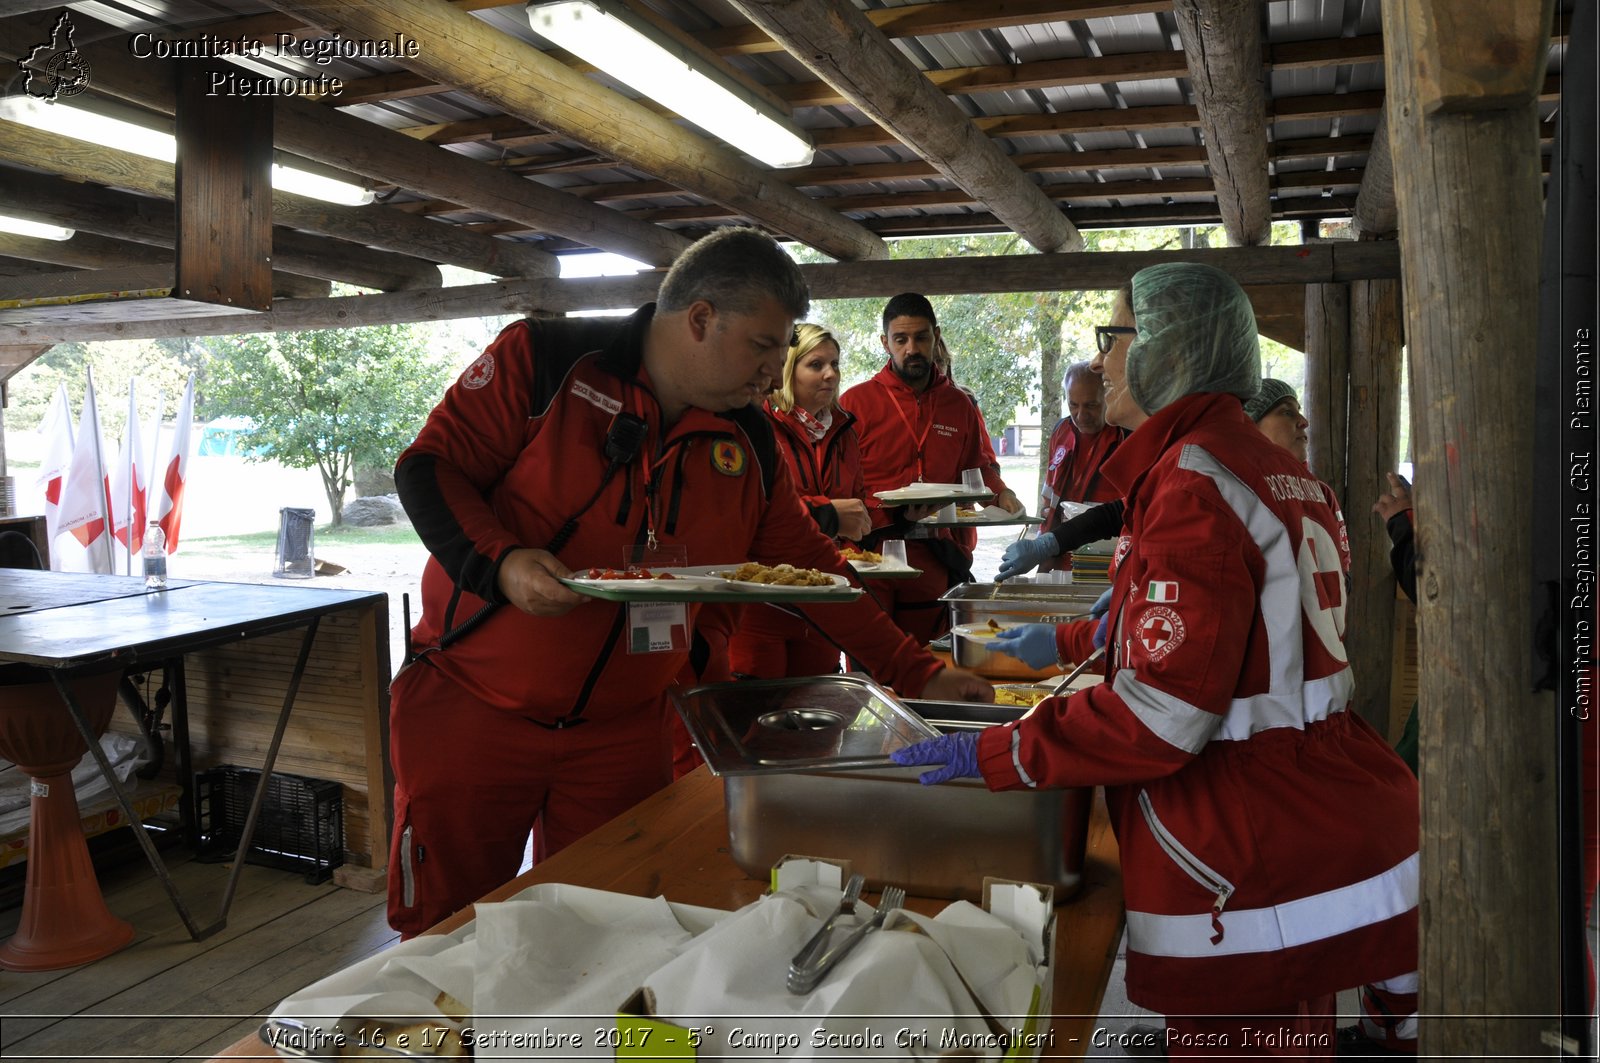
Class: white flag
153,373,196,554
56,368,115,573
35,383,73,550
109,377,150,567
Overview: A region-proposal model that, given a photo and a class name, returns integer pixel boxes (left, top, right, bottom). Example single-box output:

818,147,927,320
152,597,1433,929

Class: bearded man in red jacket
839,293,1023,644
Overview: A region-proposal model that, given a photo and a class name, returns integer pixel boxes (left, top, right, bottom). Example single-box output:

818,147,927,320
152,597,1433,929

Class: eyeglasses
1095,325,1137,354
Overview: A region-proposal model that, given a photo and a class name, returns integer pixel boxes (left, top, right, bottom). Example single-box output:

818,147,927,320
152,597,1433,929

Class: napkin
642,890,1011,1059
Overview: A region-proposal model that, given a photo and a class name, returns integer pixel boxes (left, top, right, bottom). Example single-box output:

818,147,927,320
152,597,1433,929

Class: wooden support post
1303,282,1350,506
1344,277,1404,735
175,66,273,313
1382,0,1558,1054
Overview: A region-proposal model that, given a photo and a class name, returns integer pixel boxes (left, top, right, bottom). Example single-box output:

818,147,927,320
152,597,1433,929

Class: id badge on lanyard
624,542,689,654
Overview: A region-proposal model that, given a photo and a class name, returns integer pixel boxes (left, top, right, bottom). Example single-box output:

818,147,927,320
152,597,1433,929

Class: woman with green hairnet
894,263,1419,1058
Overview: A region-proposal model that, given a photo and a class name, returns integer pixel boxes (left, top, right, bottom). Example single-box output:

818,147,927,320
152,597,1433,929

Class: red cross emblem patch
1137,605,1186,662
461,351,495,390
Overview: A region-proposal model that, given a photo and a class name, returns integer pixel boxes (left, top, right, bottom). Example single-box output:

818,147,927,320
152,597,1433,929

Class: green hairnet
1244,378,1298,422
1125,262,1261,414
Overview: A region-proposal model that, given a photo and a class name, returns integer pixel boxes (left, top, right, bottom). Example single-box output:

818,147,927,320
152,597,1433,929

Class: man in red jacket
839,293,1022,644
1036,359,1128,572
388,230,992,937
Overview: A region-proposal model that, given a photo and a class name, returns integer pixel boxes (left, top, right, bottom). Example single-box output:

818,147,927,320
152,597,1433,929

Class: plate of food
839,545,921,579
873,482,994,507
697,562,854,595
559,566,726,599
917,504,1042,527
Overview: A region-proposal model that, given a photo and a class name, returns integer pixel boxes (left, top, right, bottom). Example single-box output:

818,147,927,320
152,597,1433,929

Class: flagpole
125,378,136,575
85,367,115,574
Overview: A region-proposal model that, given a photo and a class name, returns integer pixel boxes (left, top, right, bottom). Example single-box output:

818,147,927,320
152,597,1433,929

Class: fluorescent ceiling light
0,96,374,204
558,251,649,278
270,164,375,205
528,0,814,169
0,213,74,240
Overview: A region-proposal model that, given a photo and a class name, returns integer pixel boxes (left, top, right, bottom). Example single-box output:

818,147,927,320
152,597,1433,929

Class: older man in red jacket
839,293,1022,644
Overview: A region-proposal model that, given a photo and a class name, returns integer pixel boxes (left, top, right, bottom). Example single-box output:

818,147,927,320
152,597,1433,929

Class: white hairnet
1125,262,1261,414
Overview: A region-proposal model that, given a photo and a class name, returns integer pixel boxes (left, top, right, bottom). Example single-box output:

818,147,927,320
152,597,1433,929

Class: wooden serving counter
214,765,1126,1060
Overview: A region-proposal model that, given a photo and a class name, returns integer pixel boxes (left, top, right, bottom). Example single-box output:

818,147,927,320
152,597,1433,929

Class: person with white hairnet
1245,377,1310,465
893,262,1419,1059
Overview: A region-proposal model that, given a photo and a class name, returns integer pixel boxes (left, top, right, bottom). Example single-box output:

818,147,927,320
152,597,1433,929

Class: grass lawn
184,521,423,556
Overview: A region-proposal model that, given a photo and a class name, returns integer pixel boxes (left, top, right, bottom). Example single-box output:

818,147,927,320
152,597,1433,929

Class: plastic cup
881,540,908,568
961,468,986,491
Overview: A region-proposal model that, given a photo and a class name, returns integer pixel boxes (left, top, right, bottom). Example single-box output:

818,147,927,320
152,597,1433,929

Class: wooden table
0,570,388,941
213,766,1126,1060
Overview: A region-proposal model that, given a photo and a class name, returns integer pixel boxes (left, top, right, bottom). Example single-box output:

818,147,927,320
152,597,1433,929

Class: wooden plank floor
0,845,394,1062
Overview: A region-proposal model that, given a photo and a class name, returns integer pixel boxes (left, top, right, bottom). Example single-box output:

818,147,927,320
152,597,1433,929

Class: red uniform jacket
767,402,866,538
839,363,1006,558
735,403,868,648
978,393,1419,1014
394,310,942,723
1038,417,1126,529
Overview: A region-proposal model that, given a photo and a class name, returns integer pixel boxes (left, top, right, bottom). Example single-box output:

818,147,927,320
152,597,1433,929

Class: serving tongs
1046,645,1105,697
786,885,906,994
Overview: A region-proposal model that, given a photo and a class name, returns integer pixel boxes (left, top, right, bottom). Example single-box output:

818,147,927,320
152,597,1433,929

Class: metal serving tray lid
940,581,1108,606
671,674,940,776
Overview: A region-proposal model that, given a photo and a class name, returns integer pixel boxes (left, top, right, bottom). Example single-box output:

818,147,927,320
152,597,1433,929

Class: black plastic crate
196,766,344,884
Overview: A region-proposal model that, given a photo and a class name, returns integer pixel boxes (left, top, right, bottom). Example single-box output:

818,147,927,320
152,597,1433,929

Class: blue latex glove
1089,587,1114,619
1093,613,1109,650
890,731,982,785
992,624,1060,669
997,535,1059,581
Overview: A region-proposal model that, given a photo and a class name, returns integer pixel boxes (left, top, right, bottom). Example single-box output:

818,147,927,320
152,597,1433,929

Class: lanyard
881,379,933,482
630,390,688,557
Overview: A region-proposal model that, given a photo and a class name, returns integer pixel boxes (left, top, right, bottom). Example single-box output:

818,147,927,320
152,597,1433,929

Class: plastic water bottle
143,522,168,591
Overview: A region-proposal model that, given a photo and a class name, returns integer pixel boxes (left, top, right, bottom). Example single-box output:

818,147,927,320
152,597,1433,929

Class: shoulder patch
1136,605,1186,662
461,352,494,390
711,440,746,477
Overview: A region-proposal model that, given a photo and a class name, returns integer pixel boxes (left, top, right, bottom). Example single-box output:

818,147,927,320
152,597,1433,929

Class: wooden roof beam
0,231,330,300
0,124,457,288
0,10,574,275
1350,110,1397,238
0,168,443,294
733,0,1081,253
262,0,887,261
0,242,1399,346
1171,0,1272,245
704,0,1173,55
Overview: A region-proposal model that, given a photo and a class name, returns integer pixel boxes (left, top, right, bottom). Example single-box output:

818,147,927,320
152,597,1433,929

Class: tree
206,324,451,525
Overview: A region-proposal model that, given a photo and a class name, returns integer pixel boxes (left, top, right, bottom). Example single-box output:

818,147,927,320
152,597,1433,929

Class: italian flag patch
1146,580,1179,603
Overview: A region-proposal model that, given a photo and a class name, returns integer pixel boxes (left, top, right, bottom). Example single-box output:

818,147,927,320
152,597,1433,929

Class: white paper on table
643,891,1016,1060
471,890,697,1059
268,931,474,1050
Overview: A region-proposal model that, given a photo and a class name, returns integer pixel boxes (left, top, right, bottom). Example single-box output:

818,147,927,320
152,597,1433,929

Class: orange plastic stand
0,670,136,971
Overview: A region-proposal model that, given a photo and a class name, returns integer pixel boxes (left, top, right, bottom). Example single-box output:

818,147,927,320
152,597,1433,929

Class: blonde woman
727,323,871,677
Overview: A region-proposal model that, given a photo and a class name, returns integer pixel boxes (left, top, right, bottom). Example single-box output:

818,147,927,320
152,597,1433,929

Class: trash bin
274,507,316,579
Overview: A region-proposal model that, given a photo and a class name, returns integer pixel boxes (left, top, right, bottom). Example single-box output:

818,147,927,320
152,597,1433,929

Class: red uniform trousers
386,659,674,938
727,603,844,679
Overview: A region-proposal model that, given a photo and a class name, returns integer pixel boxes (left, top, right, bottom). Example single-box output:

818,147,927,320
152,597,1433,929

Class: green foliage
4,337,203,435
205,323,451,524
